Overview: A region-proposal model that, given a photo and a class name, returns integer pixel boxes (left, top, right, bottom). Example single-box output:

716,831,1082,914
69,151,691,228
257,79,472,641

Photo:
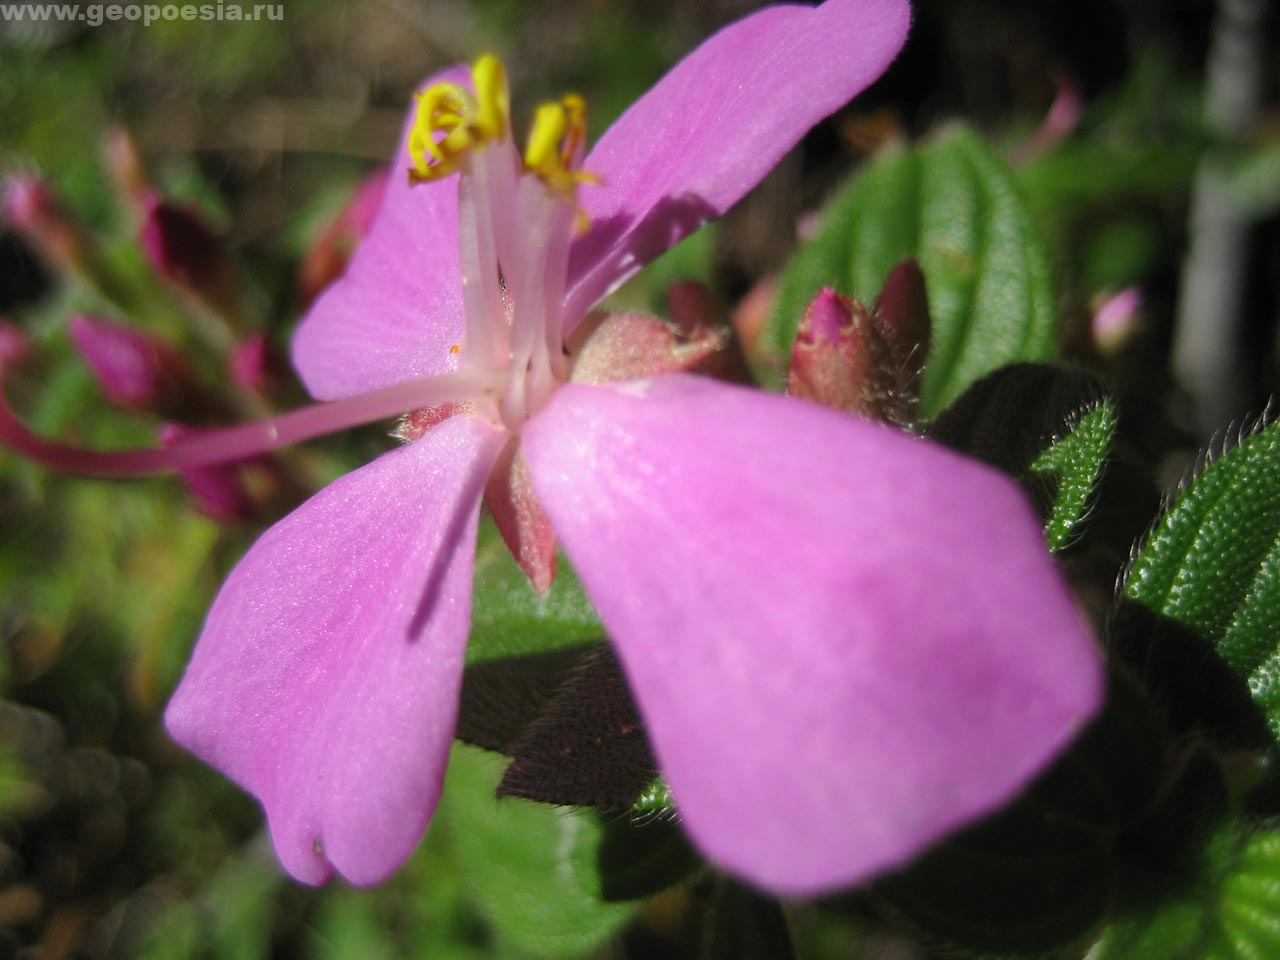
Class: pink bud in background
1012,70,1084,165
227,333,287,398
68,315,188,412
0,320,30,366
159,423,258,523
1091,287,1143,354
298,169,389,308
139,194,227,291
2,175,85,270
103,127,150,211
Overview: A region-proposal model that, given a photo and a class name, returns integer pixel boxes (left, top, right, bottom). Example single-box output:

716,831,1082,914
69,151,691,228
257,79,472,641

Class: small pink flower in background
0,0,1103,897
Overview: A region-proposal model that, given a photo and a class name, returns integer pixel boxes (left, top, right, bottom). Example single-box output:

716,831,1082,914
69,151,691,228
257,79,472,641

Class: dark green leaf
1123,419,1280,741
702,879,795,960
497,645,658,808
928,363,1113,551
594,814,703,903
766,126,1058,415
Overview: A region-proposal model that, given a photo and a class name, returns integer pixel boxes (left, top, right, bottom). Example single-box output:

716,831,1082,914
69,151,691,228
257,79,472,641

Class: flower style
0,0,1104,897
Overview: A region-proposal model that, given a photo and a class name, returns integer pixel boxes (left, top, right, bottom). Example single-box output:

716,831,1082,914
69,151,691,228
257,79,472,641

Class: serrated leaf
442,745,635,958
1030,401,1117,552
468,518,603,665
1124,420,1280,740
928,364,1113,552
1087,827,1280,960
766,126,1058,415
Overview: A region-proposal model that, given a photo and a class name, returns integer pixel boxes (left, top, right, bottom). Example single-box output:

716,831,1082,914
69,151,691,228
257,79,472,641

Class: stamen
0,367,501,477
522,94,598,195
407,55,511,184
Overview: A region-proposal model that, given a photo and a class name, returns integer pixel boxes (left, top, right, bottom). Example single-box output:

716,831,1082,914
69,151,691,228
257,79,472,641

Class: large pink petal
165,414,504,885
522,375,1103,895
290,67,469,400
564,0,911,324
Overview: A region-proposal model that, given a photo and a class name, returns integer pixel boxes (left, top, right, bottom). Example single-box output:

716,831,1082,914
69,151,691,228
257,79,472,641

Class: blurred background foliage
1,0,1278,957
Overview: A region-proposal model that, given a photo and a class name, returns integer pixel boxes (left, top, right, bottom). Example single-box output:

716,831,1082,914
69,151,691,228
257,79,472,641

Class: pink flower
0,0,1102,896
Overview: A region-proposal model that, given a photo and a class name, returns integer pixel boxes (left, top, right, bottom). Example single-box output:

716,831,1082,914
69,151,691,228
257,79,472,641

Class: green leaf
928,364,1114,552
442,745,636,958
1030,400,1117,552
594,814,702,902
766,126,1058,415
468,519,603,665
1124,419,1280,739
1088,827,1280,960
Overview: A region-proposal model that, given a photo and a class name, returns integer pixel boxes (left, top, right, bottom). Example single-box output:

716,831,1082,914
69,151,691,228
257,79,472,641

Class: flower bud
871,258,931,397
227,333,287,398
788,287,896,421
103,127,150,211
0,320,31,366
68,315,188,412
139,193,241,321
1091,287,1143,355
2,175,86,270
159,423,257,523
298,169,389,307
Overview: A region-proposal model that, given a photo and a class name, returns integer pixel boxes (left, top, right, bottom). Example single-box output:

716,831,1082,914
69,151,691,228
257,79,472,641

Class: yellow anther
524,102,570,177
523,93,597,196
406,55,511,185
471,55,509,142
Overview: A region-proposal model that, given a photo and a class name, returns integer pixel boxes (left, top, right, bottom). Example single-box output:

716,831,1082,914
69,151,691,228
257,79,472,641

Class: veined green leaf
1124,419,1280,739
442,745,635,958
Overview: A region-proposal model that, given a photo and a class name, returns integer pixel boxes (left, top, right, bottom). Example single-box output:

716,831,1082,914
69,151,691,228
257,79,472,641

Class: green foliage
442,745,636,958
766,126,1058,415
928,364,1114,552
1124,420,1280,739
1030,401,1117,552
467,520,603,664
1088,828,1280,960
702,880,796,960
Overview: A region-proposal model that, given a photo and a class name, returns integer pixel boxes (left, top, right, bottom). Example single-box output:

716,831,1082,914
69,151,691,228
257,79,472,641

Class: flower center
407,57,596,434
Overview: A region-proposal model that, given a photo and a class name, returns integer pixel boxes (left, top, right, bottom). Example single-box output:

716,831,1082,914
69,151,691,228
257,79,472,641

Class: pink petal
290,68,470,401
522,375,1103,896
165,414,504,884
564,0,911,325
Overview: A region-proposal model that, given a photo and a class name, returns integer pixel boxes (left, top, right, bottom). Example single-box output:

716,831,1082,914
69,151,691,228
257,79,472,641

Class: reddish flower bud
103,127,150,211
68,315,188,412
227,333,288,398
2,175,85,269
788,287,896,421
871,258,931,397
159,423,258,524
139,194,227,289
297,169,389,308
0,320,31,366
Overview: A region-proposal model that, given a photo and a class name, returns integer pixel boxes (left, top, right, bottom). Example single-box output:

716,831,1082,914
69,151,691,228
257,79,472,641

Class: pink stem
0,368,498,477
